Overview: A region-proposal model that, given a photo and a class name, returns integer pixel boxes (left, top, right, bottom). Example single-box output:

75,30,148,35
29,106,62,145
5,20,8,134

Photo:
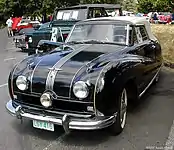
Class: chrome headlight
16,76,28,91
28,37,32,43
73,81,89,99
40,93,52,108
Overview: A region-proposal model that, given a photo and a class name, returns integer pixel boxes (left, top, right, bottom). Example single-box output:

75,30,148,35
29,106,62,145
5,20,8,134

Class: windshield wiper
66,41,84,44
67,40,127,46
81,40,127,46
81,40,104,44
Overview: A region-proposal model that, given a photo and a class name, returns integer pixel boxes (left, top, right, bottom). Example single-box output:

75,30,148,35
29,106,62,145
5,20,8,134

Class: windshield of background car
55,9,86,21
67,23,130,45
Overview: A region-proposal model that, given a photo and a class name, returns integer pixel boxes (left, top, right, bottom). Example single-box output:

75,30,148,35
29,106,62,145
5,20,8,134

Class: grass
151,24,174,64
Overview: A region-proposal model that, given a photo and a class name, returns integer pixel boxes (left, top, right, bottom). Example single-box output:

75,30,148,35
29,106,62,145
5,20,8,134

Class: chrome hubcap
120,88,127,128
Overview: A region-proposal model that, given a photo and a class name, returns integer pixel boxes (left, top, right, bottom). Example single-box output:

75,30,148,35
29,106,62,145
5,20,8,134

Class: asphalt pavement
0,28,174,150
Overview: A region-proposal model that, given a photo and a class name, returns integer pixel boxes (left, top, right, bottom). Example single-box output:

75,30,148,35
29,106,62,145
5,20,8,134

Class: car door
135,25,158,90
130,25,157,93
128,26,149,92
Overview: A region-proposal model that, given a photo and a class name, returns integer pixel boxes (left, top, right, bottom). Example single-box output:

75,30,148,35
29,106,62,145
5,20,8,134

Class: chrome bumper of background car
6,100,117,133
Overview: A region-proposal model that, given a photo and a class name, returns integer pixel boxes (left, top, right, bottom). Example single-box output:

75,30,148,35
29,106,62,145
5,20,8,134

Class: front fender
94,55,142,116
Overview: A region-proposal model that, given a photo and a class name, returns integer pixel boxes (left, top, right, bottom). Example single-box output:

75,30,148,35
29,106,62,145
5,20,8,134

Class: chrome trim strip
68,65,86,98
45,45,91,91
30,57,45,93
6,100,117,131
68,53,106,99
126,24,130,46
94,62,112,115
65,25,75,43
139,65,162,98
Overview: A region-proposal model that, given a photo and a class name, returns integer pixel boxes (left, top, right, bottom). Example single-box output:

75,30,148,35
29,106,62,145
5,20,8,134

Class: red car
158,12,172,24
12,17,40,34
12,17,22,32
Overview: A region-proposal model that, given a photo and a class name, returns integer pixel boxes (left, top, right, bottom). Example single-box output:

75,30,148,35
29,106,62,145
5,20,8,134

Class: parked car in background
104,4,122,16
12,18,41,34
158,12,172,24
14,22,49,51
6,16,162,135
122,11,135,16
12,17,22,34
24,4,111,55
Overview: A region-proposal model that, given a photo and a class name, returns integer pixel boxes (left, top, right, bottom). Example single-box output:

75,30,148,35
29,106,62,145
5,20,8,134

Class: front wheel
109,88,128,135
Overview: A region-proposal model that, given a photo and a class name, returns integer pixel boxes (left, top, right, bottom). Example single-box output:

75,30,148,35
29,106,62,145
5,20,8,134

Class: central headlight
40,93,52,108
16,76,28,91
73,81,89,99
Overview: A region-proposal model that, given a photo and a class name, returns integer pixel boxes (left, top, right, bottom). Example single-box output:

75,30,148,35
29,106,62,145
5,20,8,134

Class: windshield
55,9,86,21
38,22,50,30
66,24,130,45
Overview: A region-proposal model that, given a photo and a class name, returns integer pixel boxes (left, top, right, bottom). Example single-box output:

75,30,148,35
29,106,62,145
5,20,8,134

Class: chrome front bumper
6,100,117,133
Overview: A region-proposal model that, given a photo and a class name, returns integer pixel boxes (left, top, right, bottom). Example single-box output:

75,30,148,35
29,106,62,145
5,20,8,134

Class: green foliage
0,0,80,21
122,0,137,12
0,0,173,23
137,0,174,13
82,0,121,3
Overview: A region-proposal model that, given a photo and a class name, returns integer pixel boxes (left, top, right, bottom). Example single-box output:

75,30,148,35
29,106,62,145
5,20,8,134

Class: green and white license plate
33,120,54,131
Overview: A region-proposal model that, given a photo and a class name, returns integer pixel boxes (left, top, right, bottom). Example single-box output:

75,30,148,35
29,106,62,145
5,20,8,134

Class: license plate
33,120,54,131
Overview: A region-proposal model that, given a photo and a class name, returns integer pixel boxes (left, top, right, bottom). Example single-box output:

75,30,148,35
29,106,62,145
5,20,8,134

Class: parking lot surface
0,28,174,150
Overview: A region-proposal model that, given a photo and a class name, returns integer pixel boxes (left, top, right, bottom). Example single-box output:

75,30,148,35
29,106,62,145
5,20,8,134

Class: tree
122,0,137,12
0,0,80,22
82,0,121,4
137,0,154,13
137,0,173,13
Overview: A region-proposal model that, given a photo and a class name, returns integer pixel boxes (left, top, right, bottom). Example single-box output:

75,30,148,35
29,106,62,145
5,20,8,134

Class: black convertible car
6,16,163,135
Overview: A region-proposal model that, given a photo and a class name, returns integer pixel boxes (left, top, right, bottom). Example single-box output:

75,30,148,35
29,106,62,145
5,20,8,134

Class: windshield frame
65,22,131,46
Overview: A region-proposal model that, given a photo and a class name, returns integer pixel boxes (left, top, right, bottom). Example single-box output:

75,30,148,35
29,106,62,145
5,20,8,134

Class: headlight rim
40,92,53,108
73,81,89,99
16,75,28,91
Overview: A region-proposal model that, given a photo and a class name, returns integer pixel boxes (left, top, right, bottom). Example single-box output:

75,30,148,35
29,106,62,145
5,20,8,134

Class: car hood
12,44,126,98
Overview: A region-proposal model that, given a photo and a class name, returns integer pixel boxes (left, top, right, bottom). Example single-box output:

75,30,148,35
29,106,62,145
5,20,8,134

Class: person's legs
10,28,13,36
7,27,11,37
